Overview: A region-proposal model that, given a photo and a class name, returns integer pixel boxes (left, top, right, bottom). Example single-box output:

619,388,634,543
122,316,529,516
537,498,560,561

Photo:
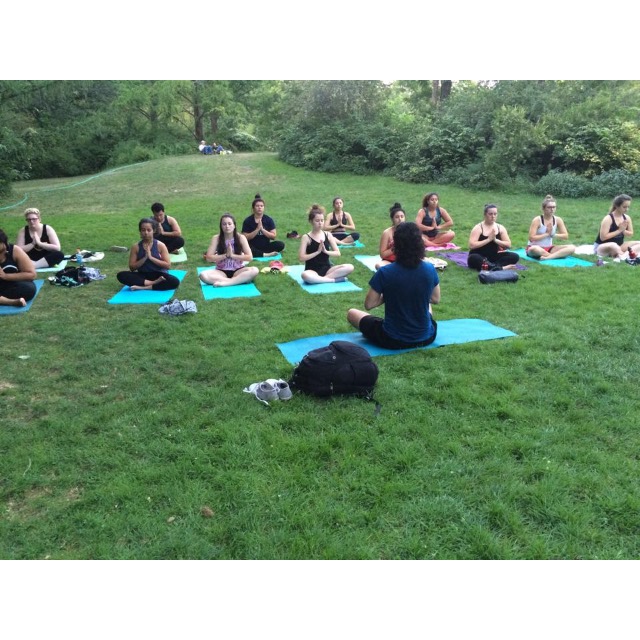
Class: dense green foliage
278,80,640,197
2,153,640,559
3,80,640,200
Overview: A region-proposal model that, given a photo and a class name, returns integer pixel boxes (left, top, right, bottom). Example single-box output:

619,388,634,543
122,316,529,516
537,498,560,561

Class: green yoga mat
169,248,188,263
514,248,593,267
197,267,261,299
285,264,362,294
276,319,517,364
107,270,187,304
0,280,44,315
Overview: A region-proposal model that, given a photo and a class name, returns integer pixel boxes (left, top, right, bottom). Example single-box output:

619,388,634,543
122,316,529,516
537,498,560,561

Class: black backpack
289,340,379,399
50,265,90,287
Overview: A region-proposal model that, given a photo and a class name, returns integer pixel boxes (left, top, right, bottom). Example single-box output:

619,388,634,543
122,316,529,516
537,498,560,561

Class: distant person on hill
467,204,520,270
415,192,456,247
242,193,285,257
116,218,180,291
0,228,37,307
200,214,259,287
299,204,354,284
323,197,360,245
594,194,640,259
15,208,64,269
151,202,185,254
347,221,440,349
376,202,406,269
199,140,213,154
526,194,576,260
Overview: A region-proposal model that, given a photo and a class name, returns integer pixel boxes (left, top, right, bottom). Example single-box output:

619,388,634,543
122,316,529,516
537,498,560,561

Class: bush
226,131,262,152
590,169,640,198
533,170,595,198
108,141,160,167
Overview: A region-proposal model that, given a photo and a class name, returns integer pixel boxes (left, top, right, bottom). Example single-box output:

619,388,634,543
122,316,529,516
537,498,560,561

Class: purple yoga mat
440,251,527,271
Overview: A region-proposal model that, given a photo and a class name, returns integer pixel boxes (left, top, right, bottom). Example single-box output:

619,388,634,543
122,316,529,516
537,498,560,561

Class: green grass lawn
1,152,639,559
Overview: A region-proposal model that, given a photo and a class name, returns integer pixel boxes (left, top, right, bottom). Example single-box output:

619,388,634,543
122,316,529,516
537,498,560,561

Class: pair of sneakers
244,379,292,405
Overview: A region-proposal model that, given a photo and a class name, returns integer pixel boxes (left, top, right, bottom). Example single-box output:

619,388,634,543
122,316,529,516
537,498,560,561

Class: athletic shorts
359,315,437,350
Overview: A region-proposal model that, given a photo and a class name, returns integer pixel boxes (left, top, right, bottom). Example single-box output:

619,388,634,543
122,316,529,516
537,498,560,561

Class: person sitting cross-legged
200,214,259,287
347,221,440,349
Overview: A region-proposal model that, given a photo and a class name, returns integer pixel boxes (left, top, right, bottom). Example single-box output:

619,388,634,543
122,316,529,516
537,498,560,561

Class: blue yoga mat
337,240,365,248
197,267,261,299
285,264,362,294
355,255,380,272
276,318,517,364
513,248,593,267
0,279,44,315
108,270,187,304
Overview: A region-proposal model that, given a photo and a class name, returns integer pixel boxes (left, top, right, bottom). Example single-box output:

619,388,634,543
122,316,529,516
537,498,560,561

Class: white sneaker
243,381,278,405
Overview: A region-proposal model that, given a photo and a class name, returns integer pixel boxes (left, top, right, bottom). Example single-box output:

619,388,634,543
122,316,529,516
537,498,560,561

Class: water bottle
596,256,604,267
481,259,489,271
75,248,84,265
629,247,637,260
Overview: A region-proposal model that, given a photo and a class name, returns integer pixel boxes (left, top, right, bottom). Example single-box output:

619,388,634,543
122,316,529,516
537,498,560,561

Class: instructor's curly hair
393,222,425,269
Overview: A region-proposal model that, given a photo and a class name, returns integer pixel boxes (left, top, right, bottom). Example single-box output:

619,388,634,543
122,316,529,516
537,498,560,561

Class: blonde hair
541,194,556,210
24,207,41,218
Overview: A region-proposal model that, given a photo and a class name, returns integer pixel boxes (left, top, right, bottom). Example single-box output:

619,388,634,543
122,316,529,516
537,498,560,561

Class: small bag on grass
478,270,519,284
289,340,378,399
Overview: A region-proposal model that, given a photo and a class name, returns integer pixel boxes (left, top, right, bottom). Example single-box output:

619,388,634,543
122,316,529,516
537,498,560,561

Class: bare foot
213,280,232,287
263,251,278,257
503,264,518,270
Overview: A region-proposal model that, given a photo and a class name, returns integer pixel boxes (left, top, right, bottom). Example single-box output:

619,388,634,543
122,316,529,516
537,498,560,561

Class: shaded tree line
3,80,640,199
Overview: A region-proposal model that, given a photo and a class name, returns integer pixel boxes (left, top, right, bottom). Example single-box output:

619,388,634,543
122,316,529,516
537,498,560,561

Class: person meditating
594,194,640,260
0,228,37,307
200,214,259,287
526,194,576,260
467,204,520,271
323,197,360,245
376,202,406,269
15,208,64,269
151,202,185,254
242,194,285,258
415,192,455,247
116,218,180,291
347,222,440,349
299,204,354,284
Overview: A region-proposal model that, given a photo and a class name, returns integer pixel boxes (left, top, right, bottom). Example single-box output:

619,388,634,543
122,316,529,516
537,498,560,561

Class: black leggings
0,280,37,301
333,232,360,242
249,240,285,257
116,271,179,290
467,251,519,271
159,236,185,253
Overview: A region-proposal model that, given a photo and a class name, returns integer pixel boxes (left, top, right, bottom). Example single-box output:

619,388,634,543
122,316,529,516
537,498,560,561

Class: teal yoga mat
107,270,187,304
197,267,261,299
253,253,282,262
513,248,593,267
0,279,44,315
36,260,67,273
285,264,362,294
337,240,365,248
276,318,517,364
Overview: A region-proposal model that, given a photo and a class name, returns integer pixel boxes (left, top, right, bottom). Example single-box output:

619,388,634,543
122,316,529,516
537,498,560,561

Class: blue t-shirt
369,261,439,343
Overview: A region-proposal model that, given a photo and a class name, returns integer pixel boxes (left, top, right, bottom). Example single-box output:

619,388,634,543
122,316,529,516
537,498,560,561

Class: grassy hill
1,152,638,559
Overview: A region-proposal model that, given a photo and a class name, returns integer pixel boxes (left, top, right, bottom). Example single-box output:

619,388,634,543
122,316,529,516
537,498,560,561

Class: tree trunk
431,80,440,105
440,80,452,101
